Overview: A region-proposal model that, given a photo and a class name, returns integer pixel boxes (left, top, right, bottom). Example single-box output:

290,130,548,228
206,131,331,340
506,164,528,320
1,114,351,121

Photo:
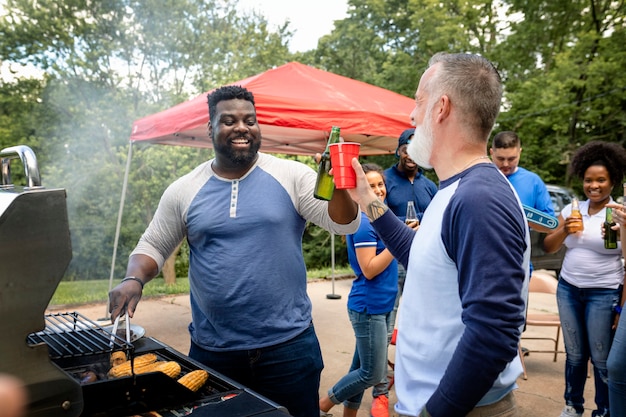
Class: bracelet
121,276,144,289
615,305,623,314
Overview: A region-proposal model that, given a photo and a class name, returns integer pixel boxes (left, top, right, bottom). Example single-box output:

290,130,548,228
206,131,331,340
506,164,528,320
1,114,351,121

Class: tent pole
104,142,134,320
326,233,341,299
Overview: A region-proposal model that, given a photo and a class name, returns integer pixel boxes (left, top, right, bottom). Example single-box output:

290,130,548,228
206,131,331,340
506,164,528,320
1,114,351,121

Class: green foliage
302,224,349,269
493,0,626,187
3,0,626,283
0,76,49,159
0,0,301,280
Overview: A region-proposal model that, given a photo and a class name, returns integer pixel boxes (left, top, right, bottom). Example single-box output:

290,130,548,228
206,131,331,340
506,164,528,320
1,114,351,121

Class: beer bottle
313,126,341,201
569,197,584,233
604,207,618,249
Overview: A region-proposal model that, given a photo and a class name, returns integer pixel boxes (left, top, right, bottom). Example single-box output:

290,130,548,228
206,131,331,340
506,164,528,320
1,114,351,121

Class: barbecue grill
0,145,290,417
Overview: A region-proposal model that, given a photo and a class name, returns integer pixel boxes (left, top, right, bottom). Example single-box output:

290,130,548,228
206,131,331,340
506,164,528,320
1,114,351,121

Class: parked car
529,184,578,274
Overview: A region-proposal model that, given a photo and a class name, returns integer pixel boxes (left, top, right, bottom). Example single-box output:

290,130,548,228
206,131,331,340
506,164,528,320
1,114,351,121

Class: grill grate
27,311,133,359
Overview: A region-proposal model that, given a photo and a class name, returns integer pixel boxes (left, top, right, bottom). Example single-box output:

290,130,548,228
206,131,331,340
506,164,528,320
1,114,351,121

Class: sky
237,0,349,52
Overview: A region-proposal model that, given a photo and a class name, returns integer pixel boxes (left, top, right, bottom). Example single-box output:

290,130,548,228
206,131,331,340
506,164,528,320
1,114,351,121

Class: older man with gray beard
345,52,530,417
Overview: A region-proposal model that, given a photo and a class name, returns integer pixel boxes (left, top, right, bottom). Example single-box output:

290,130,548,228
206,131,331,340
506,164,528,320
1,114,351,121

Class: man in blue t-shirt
490,131,554,233
384,128,438,223
490,131,555,273
490,130,554,352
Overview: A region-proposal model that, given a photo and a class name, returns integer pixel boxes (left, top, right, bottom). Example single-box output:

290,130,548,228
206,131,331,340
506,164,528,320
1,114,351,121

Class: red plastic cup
329,142,361,189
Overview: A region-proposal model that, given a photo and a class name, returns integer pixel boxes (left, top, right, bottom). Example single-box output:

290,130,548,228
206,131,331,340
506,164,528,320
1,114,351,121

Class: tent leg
326,233,341,300
104,142,133,320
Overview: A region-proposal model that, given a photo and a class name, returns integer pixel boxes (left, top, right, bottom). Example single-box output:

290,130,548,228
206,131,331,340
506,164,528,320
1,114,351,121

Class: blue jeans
372,308,396,399
557,278,620,416
608,304,626,416
188,323,323,417
328,308,391,409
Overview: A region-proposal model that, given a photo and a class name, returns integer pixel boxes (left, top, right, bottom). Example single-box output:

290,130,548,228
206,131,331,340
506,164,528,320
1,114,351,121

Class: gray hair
426,53,503,141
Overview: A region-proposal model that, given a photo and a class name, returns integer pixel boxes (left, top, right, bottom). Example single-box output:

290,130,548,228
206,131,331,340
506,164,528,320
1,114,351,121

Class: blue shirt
346,212,398,314
507,167,554,216
132,153,360,351
384,164,437,221
507,167,553,275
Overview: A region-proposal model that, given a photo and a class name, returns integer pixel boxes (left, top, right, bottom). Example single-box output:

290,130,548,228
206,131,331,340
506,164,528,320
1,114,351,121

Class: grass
49,266,354,307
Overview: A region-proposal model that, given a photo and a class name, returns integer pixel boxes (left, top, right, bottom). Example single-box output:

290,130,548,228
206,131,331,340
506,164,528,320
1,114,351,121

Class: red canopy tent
129,61,415,155
109,62,416,302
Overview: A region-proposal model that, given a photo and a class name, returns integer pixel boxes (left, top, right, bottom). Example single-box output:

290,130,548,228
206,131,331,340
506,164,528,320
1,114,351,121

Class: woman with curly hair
544,141,626,417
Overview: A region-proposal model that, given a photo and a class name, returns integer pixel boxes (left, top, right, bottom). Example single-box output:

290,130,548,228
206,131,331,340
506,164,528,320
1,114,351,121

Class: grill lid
0,145,83,417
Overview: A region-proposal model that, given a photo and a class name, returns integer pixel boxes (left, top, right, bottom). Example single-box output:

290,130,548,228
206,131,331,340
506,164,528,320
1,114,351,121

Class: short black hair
207,85,255,125
569,141,626,185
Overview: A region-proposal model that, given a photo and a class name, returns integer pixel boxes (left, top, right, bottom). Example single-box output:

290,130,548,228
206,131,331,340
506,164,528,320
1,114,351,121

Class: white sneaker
559,405,583,417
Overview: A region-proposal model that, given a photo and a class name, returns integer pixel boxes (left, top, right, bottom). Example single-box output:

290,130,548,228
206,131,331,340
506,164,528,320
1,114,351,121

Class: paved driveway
51,274,594,417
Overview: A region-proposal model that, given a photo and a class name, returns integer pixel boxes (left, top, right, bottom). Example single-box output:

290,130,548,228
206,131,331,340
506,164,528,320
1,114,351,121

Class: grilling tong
109,311,131,348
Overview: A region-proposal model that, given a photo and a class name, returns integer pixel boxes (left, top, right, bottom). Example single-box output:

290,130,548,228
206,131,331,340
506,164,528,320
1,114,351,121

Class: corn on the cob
151,361,181,379
110,351,127,367
108,353,158,378
177,369,208,392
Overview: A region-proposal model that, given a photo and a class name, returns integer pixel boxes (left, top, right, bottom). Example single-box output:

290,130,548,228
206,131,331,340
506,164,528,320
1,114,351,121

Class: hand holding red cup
329,142,360,189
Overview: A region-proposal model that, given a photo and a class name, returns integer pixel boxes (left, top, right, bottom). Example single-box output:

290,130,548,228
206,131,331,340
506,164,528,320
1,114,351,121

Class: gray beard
407,112,434,169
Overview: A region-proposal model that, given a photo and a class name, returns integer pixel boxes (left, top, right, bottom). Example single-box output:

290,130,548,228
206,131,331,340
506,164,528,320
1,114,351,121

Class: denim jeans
608,305,626,416
372,308,396,399
188,323,323,417
328,308,391,409
557,278,620,416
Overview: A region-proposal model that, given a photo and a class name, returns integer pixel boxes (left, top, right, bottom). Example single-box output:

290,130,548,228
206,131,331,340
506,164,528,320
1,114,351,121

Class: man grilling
108,85,359,417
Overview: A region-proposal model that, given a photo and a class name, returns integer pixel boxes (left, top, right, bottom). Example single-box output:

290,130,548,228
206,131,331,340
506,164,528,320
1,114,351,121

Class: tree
313,0,626,192
309,0,504,98
493,0,626,191
0,0,298,280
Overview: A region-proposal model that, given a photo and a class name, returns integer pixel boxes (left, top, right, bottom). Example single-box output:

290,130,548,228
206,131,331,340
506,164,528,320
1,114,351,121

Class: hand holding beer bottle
313,127,341,201
405,201,419,228
568,197,584,233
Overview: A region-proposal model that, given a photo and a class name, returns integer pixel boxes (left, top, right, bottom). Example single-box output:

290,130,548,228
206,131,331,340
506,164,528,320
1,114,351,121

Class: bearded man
108,85,359,417
345,53,530,417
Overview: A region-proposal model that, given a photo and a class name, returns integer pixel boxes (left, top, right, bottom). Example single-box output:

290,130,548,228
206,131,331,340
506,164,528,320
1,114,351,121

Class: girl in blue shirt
320,163,398,417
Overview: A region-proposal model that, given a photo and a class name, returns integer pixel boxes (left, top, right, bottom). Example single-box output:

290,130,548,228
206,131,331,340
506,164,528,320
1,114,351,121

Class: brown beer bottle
604,208,618,249
313,126,341,201
569,197,584,233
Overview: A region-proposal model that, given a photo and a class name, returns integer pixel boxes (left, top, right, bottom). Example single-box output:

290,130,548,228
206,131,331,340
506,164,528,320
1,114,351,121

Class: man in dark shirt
384,129,438,223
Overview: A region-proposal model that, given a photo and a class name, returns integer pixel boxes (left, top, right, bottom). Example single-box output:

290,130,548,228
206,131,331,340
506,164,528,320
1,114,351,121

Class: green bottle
313,126,341,201
604,207,618,249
